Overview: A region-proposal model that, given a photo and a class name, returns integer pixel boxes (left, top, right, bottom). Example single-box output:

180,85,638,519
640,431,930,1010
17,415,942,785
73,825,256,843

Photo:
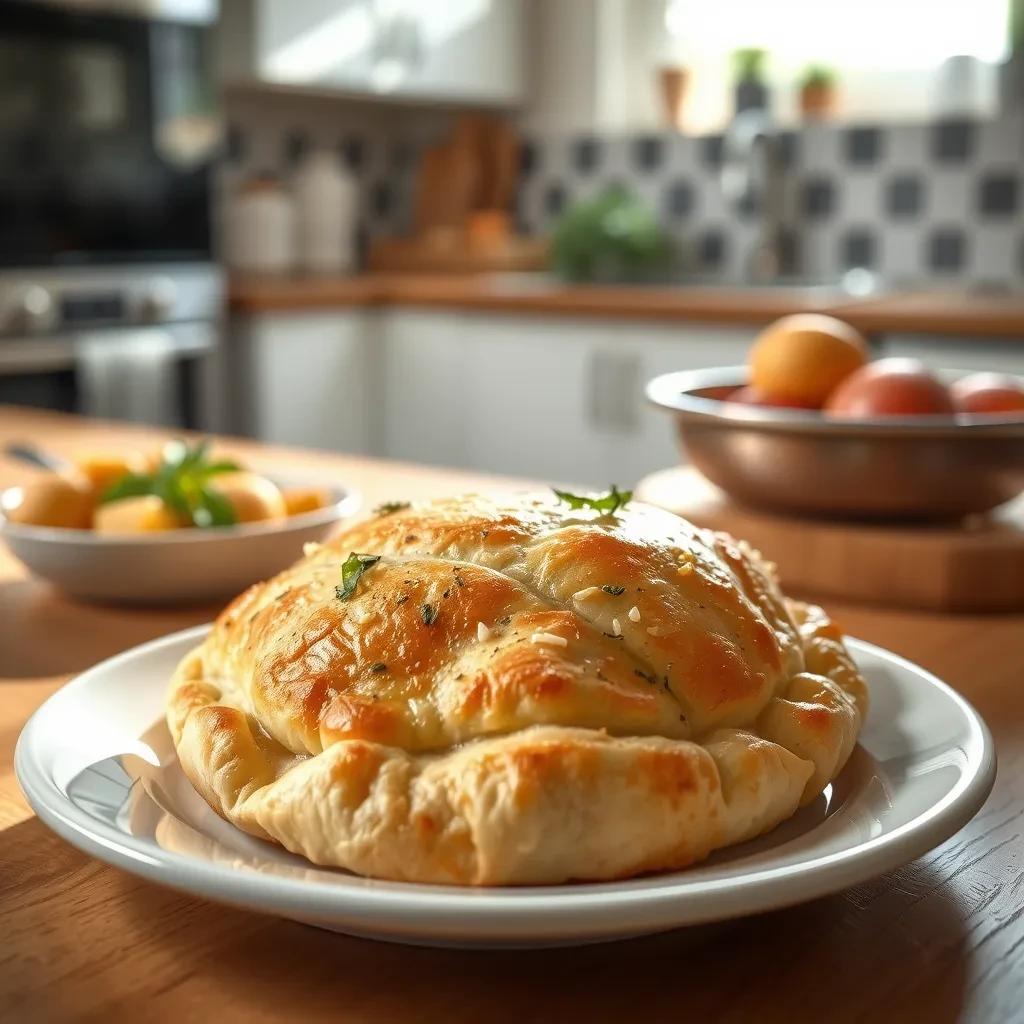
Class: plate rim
14,624,997,929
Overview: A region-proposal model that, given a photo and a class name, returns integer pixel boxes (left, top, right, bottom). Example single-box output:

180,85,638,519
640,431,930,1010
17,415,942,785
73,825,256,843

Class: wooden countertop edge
227,274,1024,337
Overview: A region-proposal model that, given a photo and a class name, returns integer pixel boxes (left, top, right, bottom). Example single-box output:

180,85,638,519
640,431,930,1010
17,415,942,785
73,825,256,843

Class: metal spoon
4,442,74,474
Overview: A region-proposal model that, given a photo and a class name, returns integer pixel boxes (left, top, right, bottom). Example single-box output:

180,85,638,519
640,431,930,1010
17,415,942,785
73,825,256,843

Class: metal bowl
646,367,1024,520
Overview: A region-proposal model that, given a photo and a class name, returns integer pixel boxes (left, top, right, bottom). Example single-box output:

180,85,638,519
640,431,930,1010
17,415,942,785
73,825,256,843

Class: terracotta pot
800,83,836,119
659,65,690,130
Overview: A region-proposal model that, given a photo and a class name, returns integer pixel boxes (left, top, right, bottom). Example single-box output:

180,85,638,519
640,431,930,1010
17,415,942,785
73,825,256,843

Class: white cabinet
879,335,1024,375
378,310,470,466
254,0,525,105
236,310,375,453
377,310,754,486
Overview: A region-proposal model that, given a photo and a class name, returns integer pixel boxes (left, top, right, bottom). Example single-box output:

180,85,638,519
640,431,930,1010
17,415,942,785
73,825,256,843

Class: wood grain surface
1,407,1022,1024
637,466,1024,612
227,272,1024,339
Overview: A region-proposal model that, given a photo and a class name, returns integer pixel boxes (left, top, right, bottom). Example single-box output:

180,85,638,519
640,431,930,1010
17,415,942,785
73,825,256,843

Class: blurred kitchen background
2,0,1023,486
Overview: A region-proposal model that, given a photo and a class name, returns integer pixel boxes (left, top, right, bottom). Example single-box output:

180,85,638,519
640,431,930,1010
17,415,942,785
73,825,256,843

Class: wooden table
1,407,1022,1023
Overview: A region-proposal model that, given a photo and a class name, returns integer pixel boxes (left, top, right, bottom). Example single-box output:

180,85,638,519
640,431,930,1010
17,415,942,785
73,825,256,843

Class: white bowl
0,477,359,604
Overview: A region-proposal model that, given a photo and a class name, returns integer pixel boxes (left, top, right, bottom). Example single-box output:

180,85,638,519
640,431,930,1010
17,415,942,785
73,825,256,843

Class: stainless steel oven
0,0,223,429
0,264,223,428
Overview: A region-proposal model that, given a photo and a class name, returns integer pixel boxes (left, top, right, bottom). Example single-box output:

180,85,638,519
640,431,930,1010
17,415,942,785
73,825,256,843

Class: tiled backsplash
219,93,437,254
517,113,1024,288
223,95,1024,288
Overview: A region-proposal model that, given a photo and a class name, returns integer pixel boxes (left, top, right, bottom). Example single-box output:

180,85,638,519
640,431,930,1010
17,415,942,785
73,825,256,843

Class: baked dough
167,494,867,885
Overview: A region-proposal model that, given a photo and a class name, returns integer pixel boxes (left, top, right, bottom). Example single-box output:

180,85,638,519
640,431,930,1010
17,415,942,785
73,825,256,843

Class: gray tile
978,173,1019,217
928,228,967,272
886,175,925,218
845,126,884,165
931,119,976,163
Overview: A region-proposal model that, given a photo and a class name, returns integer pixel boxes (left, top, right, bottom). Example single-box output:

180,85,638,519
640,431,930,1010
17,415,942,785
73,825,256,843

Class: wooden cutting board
637,466,1024,612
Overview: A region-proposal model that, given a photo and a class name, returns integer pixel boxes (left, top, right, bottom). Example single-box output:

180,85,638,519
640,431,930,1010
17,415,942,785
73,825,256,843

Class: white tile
883,124,928,166
880,225,923,281
923,169,973,224
970,225,1021,285
976,113,1024,165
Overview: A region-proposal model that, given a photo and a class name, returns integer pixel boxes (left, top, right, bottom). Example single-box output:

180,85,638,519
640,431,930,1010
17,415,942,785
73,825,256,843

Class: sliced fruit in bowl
0,438,360,603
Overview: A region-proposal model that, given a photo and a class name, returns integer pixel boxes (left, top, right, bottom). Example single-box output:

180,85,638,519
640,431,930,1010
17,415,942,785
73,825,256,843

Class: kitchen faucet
720,108,786,282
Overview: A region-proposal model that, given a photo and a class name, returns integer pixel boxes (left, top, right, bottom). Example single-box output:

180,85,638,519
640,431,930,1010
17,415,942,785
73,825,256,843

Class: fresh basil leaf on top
192,486,237,528
97,438,241,528
374,501,411,516
100,472,158,505
336,553,381,600
552,485,633,515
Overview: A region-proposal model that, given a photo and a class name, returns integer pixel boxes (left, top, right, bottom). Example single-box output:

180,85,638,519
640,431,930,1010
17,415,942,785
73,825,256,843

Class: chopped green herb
601,584,626,596
498,615,512,626
335,553,381,600
99,438,240,528
374,501,410,516
552,485,633,515
603,631,624,640
421,603,438,626
634,668,658,685
369,662,388,673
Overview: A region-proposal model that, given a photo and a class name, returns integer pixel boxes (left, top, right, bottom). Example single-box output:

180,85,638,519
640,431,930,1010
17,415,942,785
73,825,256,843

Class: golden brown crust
167,493,867,885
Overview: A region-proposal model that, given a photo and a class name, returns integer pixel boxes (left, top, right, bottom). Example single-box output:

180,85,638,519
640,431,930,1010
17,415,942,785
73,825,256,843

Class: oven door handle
0,340,77,375
0,326,214,376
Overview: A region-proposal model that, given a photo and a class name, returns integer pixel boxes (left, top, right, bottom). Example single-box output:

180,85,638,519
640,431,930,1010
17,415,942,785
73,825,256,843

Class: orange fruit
7,474,95,529
825,358,954,418
209,472,286,523
950,372,1024,415
281,487,329,516
93,495,189,534
73,450,150,496
749,314,868,407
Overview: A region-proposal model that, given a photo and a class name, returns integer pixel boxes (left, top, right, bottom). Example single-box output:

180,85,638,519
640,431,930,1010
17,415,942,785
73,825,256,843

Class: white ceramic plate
0,477,359,603
16,625,995,948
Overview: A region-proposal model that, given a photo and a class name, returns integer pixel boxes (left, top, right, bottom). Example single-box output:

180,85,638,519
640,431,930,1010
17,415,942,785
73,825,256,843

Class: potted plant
549,187,673,284
733,48,769,114
798,65,838,120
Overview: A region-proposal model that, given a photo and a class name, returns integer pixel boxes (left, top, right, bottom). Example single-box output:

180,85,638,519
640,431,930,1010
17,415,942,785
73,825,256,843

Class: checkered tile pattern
517,113,1024,287
222,100,1024,286
217,95,431,257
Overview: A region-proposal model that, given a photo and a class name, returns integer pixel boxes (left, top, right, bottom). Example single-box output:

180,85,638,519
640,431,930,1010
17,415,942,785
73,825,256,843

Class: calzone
167,493,867,885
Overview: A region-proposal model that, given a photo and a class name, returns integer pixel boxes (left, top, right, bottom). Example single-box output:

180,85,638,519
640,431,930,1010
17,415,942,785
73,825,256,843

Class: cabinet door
244,310,373,453
460,313,599,483
379,310,471,467
460,314,754,487
593,321,754,486
880,335,1024,375
256,0,524,104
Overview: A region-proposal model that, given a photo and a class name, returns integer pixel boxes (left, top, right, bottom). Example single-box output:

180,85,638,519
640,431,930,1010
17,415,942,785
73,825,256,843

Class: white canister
226,176,295,275
292,149,358,275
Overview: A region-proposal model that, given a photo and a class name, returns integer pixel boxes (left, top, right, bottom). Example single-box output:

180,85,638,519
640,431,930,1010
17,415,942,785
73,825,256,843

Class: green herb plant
799,64,836,90
549,187,672,283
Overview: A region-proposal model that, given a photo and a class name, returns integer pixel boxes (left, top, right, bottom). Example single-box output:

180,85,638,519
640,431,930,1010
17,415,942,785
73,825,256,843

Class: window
660,0,1012,131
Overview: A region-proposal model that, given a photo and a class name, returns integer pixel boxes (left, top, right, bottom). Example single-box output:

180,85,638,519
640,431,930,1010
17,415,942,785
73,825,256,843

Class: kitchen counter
2,406,1024,1022
228,273,1024,338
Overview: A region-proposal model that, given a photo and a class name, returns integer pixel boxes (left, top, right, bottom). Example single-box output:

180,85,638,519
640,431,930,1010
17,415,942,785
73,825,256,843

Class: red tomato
950,372,1024,415
727,385,820,409
824,359,955,418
